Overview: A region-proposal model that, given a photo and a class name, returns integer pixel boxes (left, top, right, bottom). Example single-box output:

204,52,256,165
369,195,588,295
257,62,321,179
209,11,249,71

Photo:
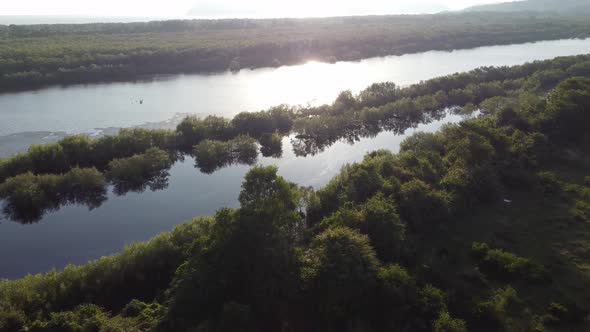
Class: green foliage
536,171,563,195
572,199,590,222
0,309,26,332
300,227,380,327
4,43,590,332
162,167,300,331
318,194,406,262
377,264,412,296
0,168,106,223
476,287,527,330
400,132,444,154
176,115,234,149
122,300,164,329
358,82,399,108
0,129,176,184
0,217,212,322
29,304,141,332
433,310,468,332
472,242,547,282
106,148,172,194
347,164,385,202
193,136,258,173
3,53,590,186
419,284,448,322
238,165,297,214
362,194,406,261
231,111,275,138
544,77,590,143
398,179,450,229
3,13,590,92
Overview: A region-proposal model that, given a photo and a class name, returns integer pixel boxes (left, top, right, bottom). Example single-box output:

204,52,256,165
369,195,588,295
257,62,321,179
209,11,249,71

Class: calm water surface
1,38,590,138
1,38,590,278
0,113,465,278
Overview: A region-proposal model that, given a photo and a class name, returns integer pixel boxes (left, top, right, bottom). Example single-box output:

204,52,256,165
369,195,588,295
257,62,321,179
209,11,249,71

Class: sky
2,0,509,18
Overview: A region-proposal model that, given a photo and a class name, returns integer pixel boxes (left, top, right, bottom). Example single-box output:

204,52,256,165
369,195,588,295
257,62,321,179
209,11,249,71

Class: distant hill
465,0,590,14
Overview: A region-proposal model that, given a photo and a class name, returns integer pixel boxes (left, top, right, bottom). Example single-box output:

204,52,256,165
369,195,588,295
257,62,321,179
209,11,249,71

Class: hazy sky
3,0,509,17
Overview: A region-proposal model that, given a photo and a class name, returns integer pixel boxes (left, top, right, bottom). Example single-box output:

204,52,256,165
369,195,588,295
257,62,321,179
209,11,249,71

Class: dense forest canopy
1,74,589,331
1,12,590,91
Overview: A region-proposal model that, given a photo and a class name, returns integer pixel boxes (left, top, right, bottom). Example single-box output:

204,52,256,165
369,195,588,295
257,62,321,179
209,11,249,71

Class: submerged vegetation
1,76,590,331
1,54,590,223
2,12,590,91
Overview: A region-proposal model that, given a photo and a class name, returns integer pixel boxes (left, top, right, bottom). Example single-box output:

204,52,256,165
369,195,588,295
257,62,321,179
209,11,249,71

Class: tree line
2,12,590,92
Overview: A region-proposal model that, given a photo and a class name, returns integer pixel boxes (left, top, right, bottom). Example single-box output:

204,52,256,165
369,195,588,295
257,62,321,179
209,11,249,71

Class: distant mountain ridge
465,0,590,14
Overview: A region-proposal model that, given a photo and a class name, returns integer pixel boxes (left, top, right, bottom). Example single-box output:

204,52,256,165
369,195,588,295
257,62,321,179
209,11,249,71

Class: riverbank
2,12,590,92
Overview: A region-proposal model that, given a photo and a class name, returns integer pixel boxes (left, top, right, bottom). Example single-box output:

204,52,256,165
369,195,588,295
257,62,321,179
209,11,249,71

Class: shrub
106,148,172,194
193,136,258,173
398,179,450,229
476,287,524,329
301,227,380,325
0,309,26,332
419,284,447,322
433,310,468,332
0,168,106,223
362,193,406,261
472,243,547,282
537,171,563,195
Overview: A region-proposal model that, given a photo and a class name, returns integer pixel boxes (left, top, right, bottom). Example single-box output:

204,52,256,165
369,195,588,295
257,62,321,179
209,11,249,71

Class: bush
543,77,590,143
419,284,447,322
346,164,384,202
106,148,172,194
122,300,164,329
358,82,399,108
433,310,468,332
0,168,106,223
0,217,212,319
29,304,140,332
231,111,274,137
0,309,26,332
398,179,450,229
537,171,563,195
301,227,380,326
472,243,547,282
193,136,258,173
476,287,524,329
362,193,406,261
377,264,415,308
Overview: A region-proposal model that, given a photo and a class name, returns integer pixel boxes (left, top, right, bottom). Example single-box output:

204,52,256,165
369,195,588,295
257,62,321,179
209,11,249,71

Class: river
1,38,589,278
